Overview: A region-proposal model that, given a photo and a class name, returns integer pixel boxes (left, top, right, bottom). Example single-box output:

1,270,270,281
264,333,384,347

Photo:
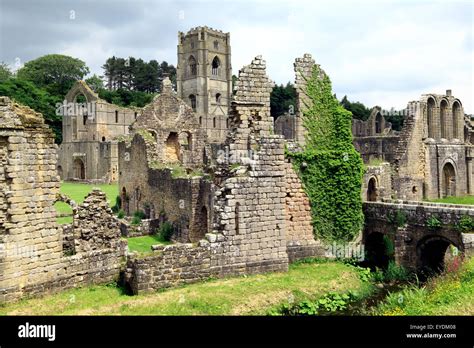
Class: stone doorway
165,132,180,162
73,158,85,179
442,163,456,197
367,177,378,202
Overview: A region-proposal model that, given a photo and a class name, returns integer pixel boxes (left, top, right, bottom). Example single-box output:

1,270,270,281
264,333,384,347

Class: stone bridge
363,200,474,271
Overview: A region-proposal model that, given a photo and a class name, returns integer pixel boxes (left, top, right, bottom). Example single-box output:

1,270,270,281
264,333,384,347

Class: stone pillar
467,156,474,195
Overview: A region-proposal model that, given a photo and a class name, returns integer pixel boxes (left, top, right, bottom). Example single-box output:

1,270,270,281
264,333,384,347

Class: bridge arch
416,234,461,275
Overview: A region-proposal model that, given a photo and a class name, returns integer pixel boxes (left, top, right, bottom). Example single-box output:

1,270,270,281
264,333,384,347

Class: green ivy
288,65,364,242
456,215,474,233
426,216,442,230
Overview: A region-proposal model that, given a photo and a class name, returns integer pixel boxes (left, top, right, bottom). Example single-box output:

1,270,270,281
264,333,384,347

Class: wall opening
121,187,129,215
216,93,221,103
442,162,456,197
189,94,196,111
211,56,220,76
188,55,197,76
367,177,378,201
235,202,241,235
165,132,180,162
440,99,448,139
427,97,435,138
115,110,119,123
417,236,458,276
364,232,390,269
73,158,85,180
375,112,383,134
452,101,461,139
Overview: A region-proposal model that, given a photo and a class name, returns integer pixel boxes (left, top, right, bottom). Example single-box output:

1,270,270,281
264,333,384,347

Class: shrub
133,210,146,219
117,210,125,219
388,210,407,227
456,215,474,233
426,216,442,230
157,221,173,242
131,216,141,225
384,260,410,282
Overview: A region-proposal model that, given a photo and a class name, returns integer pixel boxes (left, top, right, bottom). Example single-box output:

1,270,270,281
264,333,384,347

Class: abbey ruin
1,26,473,303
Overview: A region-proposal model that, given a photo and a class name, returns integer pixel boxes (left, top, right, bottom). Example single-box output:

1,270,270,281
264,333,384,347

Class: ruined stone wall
353,136,400,164
274,113,296,140
362,163,392,201
0,97,126,303
283,161,324,261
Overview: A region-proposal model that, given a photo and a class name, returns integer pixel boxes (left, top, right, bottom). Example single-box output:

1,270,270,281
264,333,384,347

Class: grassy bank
375,256,474,315
426,195,474,205
0,261,370,315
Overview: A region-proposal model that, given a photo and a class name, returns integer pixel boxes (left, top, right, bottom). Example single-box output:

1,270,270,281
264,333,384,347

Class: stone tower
177,26,232,143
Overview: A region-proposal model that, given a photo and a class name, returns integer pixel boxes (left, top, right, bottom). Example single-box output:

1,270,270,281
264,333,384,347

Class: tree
0,62,12,82
288,65,364,242
0,78,62,142
85,74,104,92
340,95,371,120
16,54,89,97
270,82,296,118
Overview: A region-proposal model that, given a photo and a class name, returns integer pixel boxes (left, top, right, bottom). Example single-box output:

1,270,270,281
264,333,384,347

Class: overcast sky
0,0,472,112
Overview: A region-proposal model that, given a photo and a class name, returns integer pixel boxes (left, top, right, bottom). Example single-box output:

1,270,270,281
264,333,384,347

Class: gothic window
212,56,220,76
213,40,219,49
216,93,221,103
189,94,196,111
189,55,197,77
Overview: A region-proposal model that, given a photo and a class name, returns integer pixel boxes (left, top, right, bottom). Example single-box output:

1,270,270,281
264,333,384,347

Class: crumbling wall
0,97,126,303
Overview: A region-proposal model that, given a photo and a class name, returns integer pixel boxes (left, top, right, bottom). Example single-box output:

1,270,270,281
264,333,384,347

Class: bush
157,221,173,242
117,210,125,219
384,261,410,282
426,216,442,230
133,210,146,219
131,216,141,225
456,215,474,233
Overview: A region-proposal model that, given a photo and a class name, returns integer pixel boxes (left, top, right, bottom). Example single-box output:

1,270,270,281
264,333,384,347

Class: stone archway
416,235,459,276
442,163,456,197
165,132,180,162
73,158,85,180
367,177,378,202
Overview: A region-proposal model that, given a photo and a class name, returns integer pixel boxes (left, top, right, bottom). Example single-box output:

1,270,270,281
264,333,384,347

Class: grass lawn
126,235,171,253
54,182,119,224
0,261,371,315
426,195,474,205
375,256,474,315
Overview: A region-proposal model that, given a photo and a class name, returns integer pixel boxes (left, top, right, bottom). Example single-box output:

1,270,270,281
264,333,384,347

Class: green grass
127,235,171,253
0,261,370,315
426,195,474,205
374,256,474,315
54,182,119,224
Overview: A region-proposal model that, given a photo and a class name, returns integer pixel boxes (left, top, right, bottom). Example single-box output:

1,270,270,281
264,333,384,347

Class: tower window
199,116,202,125
212,56,220,76
102,136,106,142
200,32,204,40
216,93,221,103
189,94,196,111
213,117,216,128
115,110,119,123
83,115,87,125
214,40,219,49
188,55,197,77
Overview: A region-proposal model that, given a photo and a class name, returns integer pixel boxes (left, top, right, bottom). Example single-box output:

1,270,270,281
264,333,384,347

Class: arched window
212,56,220,76
199,116,202,125
452,101,461,139
216,93,221,103
189,94,196,111
188,55,197,76
440,99,448,139
102,136,106,142
427,97,435,138
83,115,88,126
375,112,383,134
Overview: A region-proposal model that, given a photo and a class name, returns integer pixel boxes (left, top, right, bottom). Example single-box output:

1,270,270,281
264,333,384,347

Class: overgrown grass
426,195,474,205
374,256,474,315
0,261,370,315
126,235,171,253
54,182,119,224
